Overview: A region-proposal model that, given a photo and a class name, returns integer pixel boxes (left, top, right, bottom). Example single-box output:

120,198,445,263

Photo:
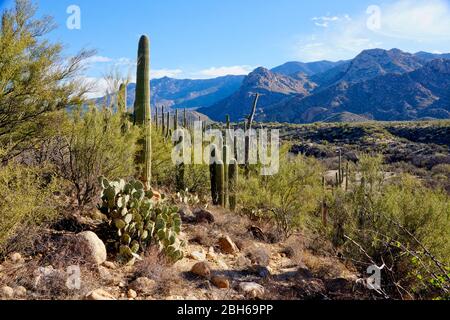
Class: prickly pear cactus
98,176,184,262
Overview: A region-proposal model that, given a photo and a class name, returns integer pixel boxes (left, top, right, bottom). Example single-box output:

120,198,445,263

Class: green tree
0,0,93,161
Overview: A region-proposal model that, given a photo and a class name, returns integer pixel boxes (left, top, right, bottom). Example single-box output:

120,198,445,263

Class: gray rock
75,231,107,265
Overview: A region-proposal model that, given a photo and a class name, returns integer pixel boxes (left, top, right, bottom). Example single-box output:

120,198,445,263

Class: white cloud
80,77,109,99
293,0,450,62
375,0,450,40
195,65,254,78
85,55,113,64
312,14,351,28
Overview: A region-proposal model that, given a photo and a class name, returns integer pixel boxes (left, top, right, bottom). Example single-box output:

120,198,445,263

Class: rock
75,231,107,265
246,248,270,266
206,247,217,261
189,250,206,261
236,255,252,268
211,276,230,289
9,252,24,264
194,209,215,224
14,286,27,298
127,289,137,299
239,282,265,298
98,266,116,285
86,289,116,300
218,236,239,254
216,258,229,270
191,262,211,278
103,261,116,270
129,277,156,294
0,286,14,299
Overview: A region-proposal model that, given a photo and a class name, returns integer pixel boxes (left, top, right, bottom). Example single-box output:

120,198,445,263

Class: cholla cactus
98,176,184,262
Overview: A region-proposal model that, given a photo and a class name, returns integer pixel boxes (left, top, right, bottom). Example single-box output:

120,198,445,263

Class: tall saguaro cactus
134,35,152,188
118,83,127,113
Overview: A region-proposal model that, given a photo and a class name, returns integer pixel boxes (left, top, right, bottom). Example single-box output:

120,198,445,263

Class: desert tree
0,0,94,161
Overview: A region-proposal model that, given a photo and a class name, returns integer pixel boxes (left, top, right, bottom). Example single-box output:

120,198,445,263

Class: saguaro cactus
134,35,152,188
215,160,225,207
173,109,177,130
223,144,229,208
118,83,127,113
183,108,187,128
161,106,165,134
210,147,218,205
228,158,238,211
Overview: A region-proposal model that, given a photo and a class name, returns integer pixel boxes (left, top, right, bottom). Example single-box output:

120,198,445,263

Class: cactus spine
134,35,152,188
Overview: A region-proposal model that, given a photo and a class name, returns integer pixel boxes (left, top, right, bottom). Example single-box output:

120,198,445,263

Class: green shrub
0,162,64,253
326,154,450,298
238,146,324,239
51,106,139,208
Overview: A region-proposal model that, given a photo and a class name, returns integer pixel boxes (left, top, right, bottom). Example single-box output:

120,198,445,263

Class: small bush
326,154,450,298
50,106,139,208
0,163,64,254
238,147,324,239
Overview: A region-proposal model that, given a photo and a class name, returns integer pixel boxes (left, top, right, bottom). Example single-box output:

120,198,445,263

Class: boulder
86,289,116,300
14,286,27,298
191,262,211,278
0,286,14,299
75,231,107,265
218,236,239,254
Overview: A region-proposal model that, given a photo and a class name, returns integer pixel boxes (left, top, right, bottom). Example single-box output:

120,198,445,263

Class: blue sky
2,0,450,94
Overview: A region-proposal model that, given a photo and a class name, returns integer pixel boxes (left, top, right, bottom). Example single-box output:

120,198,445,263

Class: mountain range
119,48,450,124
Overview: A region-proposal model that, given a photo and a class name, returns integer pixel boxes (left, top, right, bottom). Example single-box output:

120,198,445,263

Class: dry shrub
133,247,182,297
0,259,102,300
